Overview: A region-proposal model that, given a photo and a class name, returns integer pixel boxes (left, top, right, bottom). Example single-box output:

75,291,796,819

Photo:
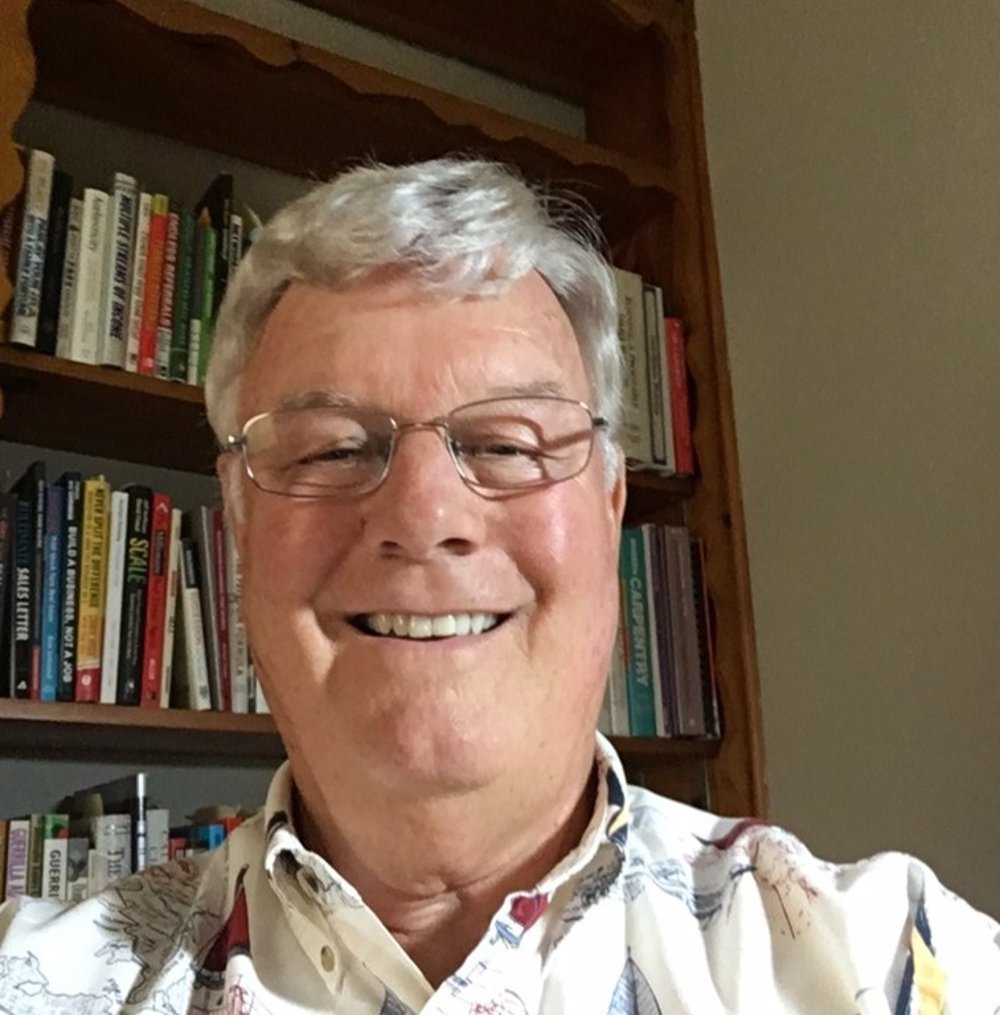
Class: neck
289,746,597,987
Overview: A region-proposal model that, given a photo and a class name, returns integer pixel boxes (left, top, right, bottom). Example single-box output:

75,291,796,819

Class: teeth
361,612,501,639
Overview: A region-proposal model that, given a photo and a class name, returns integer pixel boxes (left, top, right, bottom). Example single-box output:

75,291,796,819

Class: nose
361,425,485,560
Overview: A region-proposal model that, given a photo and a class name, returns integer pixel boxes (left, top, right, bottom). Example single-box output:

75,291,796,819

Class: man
1,158,997,1013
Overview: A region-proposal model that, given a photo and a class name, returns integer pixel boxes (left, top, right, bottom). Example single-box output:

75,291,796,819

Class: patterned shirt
1,736,997,1014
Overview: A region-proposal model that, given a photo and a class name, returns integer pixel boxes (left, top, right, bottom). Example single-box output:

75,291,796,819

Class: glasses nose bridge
388,417,459,476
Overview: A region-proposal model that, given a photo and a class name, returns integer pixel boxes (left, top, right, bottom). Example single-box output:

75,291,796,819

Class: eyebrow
277,380,568,411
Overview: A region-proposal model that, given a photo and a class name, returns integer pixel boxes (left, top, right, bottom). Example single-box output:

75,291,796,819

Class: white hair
205,157,624,487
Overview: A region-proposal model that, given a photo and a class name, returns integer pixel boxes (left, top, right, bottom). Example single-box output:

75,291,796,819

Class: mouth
348,611,511,640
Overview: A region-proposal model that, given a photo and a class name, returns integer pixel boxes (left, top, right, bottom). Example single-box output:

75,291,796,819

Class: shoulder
0,822,264,1012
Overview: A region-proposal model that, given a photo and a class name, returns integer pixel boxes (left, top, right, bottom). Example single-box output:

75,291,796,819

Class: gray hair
205,157,623,481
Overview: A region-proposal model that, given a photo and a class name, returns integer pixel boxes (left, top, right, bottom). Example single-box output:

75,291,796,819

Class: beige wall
696,1,1000,915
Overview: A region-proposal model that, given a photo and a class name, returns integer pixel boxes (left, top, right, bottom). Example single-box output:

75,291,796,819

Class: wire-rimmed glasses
225,395,609,499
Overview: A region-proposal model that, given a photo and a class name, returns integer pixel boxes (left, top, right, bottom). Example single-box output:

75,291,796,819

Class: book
11,461,46,699
168,204,195,382
0,819,6,901
146,807,170,867
173,535,212,711
139,491,172,708
99,488,130,705
212,508,231,711
75,475,111,702
225,526,249,713
193,214,217,386
643,523,675,737
124,190,152,372
64,187,110,364
116,485,153,705
158,507,183,708
607,622,631,736
664,525,705,737
618,527,657,736
53,196,83,358
26,813,44,896
137,193,169,375
85,814,132,893
39,482,66,702
643,283,676,474
35,167,74,356
195,171,233,317
613,266,652,466
185,213,209,385
56,472,83,702
8,147,55,348
690,538,720,738
665,317,694,476
97,171,138,368
191,507,222,708
65,837,89,902
154,204,180,379
40,813,69,901
3,818,30,899
0,493,14,697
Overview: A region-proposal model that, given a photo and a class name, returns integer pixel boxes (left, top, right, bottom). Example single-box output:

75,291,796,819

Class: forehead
239,271,591,417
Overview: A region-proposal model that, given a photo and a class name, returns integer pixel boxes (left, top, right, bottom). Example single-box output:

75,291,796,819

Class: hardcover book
8,147,55,348
35,167,74,356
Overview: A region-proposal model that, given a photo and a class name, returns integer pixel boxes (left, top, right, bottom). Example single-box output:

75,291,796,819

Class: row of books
0,773,256,904
0,460,266,713
597,523,720,739
3,145,256,384
611,267,694,478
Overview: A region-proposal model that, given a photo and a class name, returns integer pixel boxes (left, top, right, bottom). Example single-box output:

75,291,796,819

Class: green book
168,204,195,383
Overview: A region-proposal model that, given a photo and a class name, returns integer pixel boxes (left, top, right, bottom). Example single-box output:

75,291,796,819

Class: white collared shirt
1,736,997,1013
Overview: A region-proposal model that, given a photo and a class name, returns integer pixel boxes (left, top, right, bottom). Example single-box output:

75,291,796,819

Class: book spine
116,487,153,705
154,206,180,380
41,813,69,902
3,819,30,899
640,524,667,736
146,808,170,867
0,819,6,903
169,205,195,382
666,317,694,476
618,528,657,736
212,508,231,711
139,492,172,708
26,813,44,897
665,526,705,737
137,193,169,375
12,462,45,699
642,284,667,467
225,525,248,713
66,188,110,365
124,191,152,372
690,538,720,738
39,484,65,702
11,497,33,698
613,267,652,465
193,507,221,708
75,477,110,702
195,221,217,386
87,814,131,894
177,536,212,710
65,837,89,902
158,507,183,709
35,168,73,356
54,197,83,359
98,172,138,368
57,474,83,702
607,621,631,736
0,494,14,695
99,489,129,705
9,148,55,348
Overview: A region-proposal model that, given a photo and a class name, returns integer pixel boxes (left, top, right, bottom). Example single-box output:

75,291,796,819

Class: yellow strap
911,924,947,1015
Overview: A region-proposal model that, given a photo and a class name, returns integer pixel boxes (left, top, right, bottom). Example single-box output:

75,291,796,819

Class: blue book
39,483,65,701
618,528,657,736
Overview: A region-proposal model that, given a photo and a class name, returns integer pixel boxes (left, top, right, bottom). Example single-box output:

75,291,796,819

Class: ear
608,445,628,529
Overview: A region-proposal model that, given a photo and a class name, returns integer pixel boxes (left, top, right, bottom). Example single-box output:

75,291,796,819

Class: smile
351,612,507,639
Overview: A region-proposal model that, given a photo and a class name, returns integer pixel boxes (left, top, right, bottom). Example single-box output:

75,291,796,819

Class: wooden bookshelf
0,0,767,818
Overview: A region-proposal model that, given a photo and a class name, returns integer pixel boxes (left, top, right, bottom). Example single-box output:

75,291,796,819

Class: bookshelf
0,0,766,818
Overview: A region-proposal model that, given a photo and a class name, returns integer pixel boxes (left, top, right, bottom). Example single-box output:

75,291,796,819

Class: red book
665,317,694,476
212,508,232,711
139,492,172,708
136,194,169,375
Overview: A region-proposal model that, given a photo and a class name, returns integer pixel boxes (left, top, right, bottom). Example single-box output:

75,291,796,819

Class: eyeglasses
225,395,609,499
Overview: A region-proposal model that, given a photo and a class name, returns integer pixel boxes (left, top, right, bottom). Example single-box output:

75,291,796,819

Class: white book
227,210,243,273
158,507,183,709
155,207,179,380
612,266,652,465
54,196,83,358
643,283,676,474
124,190,152,372
41,824,69,902
65,187,110,364
253,669,269,715
174,536,212,711
225,526,249,713
97,172,137,367
85,813,131,895
65,837,89,902
9,147,55,348
146,808,170,867
99,489,129,705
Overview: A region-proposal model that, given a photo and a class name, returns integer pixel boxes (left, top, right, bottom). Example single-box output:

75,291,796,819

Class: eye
455,437,543,460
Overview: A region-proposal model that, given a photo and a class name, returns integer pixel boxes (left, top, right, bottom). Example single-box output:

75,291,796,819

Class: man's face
223,271,626,795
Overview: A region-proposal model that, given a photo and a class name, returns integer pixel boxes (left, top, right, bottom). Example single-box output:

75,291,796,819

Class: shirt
0,735,997,1014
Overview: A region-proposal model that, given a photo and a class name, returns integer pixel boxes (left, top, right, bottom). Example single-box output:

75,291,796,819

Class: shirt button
320,945,335,973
